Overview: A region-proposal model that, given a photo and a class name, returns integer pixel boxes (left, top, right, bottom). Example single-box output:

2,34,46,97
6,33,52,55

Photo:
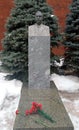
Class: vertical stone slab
28,24,50,88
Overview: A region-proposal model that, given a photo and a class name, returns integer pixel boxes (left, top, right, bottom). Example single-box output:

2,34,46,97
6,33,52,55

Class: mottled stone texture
13,23,73,130
28,24,50,88
13,82,74,130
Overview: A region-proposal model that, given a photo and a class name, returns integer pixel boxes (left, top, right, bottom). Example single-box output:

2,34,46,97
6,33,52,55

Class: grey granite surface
13,82,74,130
28,24,50,88
28,36,50,88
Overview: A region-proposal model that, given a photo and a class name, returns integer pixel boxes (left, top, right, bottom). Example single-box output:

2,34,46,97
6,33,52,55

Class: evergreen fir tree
64,0,79,74
1,0,59,81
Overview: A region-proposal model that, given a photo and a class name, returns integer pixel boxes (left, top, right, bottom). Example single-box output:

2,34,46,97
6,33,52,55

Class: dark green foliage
1,0,59,81
64,0,79,73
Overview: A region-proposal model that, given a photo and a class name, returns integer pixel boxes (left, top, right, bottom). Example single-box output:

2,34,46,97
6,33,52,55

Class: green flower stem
34,119,49,127
37,109,55,123
18,115,51,127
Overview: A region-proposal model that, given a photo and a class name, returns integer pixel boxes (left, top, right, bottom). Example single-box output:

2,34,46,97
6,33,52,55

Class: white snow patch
51,14,54,17
69,114,79,130
61,97,71,103
0,72,22,130
0,87,7,109
54,57,64,67
0,73,22,108
74,100,79,112
51,73,79,92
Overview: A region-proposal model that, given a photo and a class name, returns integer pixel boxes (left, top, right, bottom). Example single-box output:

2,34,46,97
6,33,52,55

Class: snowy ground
0,73,22,130
0,72,79,130
51,73,79,130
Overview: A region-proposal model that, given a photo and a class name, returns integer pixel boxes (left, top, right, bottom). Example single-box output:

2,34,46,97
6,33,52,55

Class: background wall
47,0,72,32
0,0,72,50
0,0,14,50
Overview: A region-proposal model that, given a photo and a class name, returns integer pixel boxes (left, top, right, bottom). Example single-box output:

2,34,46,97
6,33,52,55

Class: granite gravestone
13,11,74,130
28,11,50,88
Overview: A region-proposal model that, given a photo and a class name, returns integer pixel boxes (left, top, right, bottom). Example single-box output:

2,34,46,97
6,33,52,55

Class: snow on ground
69,114,79,130
51,73,79,130
0,72,79,130
0,72,22,130
51,73,79,92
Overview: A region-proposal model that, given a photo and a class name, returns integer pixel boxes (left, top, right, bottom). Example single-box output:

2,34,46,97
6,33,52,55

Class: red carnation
25,110,30,115
38,103,42,110
32,102,42,110
15,110,19,115
25,102,42,115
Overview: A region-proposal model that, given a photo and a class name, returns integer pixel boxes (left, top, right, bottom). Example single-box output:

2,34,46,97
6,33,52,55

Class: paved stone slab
13,82,74,130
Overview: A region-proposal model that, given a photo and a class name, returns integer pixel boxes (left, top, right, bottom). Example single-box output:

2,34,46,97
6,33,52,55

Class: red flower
38,103,42,110
15,110,19,115
32,102,37,106
32,102,42,109
31,106,37,113
25,110,30,115
25,102,42,115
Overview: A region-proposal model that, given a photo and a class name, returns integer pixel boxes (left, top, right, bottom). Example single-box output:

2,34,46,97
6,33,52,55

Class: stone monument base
13,82,74,130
